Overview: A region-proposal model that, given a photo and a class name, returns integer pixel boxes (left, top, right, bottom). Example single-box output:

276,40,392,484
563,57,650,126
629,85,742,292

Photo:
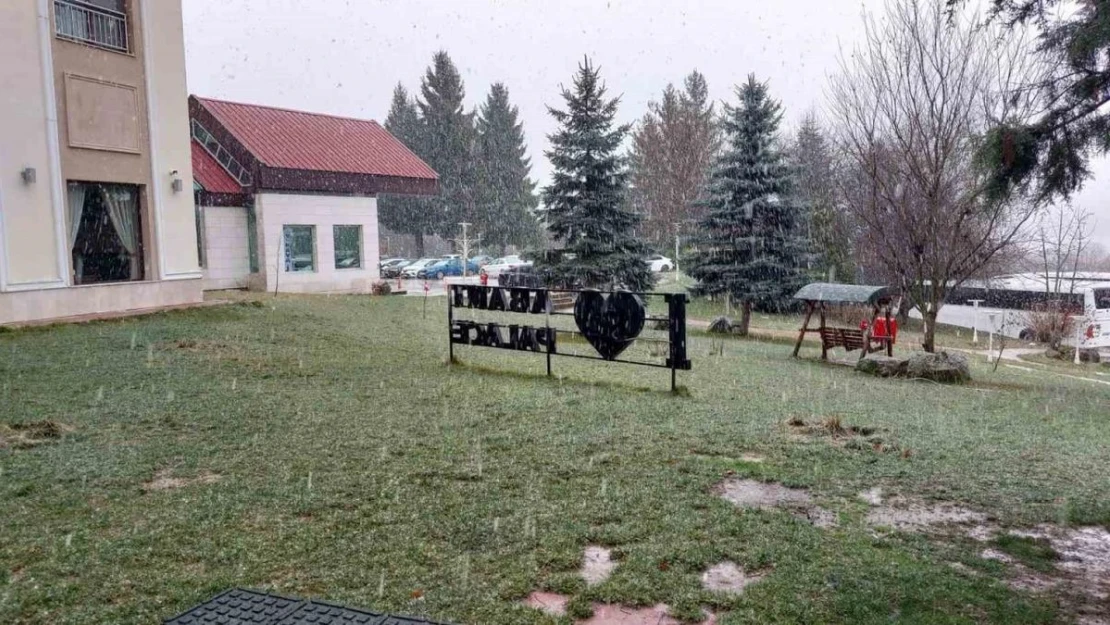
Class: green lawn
2,294,1108,624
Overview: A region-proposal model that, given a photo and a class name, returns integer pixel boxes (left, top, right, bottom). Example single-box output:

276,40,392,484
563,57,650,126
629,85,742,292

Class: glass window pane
333,225,362,269
246,205,259,273
283,225,315,272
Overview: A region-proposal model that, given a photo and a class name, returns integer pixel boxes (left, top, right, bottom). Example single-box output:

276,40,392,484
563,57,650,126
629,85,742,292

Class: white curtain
101,185,141,280
67,183,87,282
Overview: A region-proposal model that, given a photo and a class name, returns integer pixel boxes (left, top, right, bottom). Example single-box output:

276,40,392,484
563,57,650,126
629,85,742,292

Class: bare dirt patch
858,487,884,506
1009,526,1110,602
701,561,764,596
864,497,987,531
523,591,568,617
581,604,716,625
785,417,907,455
0,420,72,450
581,545,617,586
142,469,222,492
690,450,766,464
523,594,718,624
716,479,812,509
715,478,837,527
800,507,839,528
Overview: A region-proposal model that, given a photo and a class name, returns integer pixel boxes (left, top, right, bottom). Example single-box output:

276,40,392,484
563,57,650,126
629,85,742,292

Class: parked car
401,258,438,278
480,255,529,281
499,264,547,289
470,255,494,267
381,259,412,278
417,258,480,280
379,257,406,269
646,254,674,272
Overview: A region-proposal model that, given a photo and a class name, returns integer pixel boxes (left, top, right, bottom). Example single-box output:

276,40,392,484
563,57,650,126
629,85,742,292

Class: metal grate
54,0,129,53
164,589,452,625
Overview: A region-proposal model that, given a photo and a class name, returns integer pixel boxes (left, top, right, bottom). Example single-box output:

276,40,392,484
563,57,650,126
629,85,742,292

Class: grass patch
989,535,1059,573
2,294,1104,623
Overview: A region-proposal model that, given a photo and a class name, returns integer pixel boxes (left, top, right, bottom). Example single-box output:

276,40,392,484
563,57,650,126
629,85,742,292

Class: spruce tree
539,57,653,291
687,75,810,335
417,51,477,243
475,83,540,252
379,84,433,256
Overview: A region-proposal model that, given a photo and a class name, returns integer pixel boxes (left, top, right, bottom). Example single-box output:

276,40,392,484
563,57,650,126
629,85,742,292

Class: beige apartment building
0,0,201,325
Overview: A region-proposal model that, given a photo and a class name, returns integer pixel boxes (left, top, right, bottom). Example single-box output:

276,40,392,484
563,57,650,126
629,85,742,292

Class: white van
1079,283,1110,349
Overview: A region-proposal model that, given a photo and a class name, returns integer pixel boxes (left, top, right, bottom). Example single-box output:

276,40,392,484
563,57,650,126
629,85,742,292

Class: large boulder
856,355,908,378
905,351,972,383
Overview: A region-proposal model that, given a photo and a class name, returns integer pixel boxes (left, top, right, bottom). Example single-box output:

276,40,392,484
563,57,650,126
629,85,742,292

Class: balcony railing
54,0,129,54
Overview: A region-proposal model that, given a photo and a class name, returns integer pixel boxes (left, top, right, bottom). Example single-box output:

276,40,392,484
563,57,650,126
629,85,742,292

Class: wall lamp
20,167,36,185
170,169,183,193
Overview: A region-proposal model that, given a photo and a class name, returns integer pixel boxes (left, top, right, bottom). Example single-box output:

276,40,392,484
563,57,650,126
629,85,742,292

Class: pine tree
628,71,718,249
539,57,653,290
475,83,540,252
417,51,478,243
791,112,854,282
687,75,810,335
379,84,433,256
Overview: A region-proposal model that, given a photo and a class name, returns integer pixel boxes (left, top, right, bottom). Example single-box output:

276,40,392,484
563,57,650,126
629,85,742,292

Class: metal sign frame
448,285,691,392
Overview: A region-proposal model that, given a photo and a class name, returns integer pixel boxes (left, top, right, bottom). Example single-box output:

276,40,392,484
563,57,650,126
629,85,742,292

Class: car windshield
1095,289,1110,310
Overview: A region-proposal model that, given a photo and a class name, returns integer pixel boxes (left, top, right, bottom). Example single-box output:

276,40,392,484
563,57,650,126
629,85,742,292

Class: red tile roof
191,140,242,194
193,96,438,181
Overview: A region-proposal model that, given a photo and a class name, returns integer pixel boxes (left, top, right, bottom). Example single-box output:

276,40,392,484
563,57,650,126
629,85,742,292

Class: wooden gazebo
791,283,901,361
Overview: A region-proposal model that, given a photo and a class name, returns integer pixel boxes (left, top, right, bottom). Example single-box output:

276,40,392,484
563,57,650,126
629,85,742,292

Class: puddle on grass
701,562,764,595
581,545,616,586
865,498,987,531
142,469,222,492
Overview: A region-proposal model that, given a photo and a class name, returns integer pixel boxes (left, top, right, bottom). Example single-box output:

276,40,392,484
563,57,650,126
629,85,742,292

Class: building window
191,120,253,186
334,225,362,269
67,182,144,285
246,203,259,273
193,191,206,269
283,225,315,273
54,0,130,54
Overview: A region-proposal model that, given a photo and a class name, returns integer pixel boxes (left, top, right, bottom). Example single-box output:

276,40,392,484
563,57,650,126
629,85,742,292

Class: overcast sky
182,0,1109,248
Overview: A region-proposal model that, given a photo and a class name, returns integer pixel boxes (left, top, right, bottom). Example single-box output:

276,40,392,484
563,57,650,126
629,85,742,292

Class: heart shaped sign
573,291,646,360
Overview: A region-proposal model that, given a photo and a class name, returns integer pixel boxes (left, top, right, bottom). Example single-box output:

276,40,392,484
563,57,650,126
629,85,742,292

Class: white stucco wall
0,1,68,289
254,193,380,294
0,0,202,325
140,0,201,282
201,205,249,290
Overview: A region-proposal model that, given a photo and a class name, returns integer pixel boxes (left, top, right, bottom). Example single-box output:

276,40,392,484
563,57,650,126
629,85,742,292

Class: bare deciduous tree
829,0,1045,352
1035,203,1094,294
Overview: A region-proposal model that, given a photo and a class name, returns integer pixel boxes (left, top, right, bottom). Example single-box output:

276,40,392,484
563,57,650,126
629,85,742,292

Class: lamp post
968,299,985,344
673,222,681,278
1075,322,1084,365
454,223,480,279
987,312,998,362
